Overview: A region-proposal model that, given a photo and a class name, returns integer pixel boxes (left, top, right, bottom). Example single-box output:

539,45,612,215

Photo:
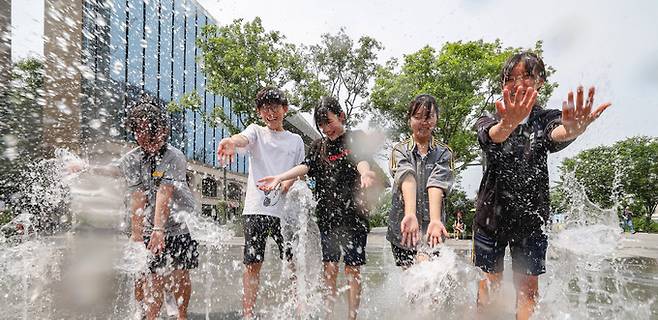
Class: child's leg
513,273,539,320
477,272,503,308
169,269,192,320
144,273,166,320
344,265,362,320
323,262,340,310
509,232,548,320
243,262,263,318
472,230,506,310
242,215,271,318
343,229,367,320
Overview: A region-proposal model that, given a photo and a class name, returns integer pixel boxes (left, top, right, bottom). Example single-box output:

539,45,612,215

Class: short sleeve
542,109,575,153
160,152,187,186
426,149,454,194
294,136,305,165
475,114,500,149
236,124,259,153
302,139,322,178
118,152,143,192
389,144,415,190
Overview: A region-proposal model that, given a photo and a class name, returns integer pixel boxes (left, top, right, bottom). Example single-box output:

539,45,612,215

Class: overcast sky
11,0,657,196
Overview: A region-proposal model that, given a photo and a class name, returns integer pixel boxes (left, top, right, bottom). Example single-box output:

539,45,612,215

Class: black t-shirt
302,131,369,233
474,106,574,240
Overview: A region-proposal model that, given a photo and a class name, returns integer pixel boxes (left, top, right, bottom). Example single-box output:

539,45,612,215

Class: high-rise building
40,0,320,221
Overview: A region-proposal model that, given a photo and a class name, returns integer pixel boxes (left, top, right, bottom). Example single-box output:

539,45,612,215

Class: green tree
367,40,557,172
307,28,383,125
194,17,324,134
444,188,475,236
559,136,658,226
0,58,45,199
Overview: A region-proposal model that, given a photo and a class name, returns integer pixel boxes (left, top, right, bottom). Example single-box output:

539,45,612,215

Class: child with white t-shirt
216,87,305,319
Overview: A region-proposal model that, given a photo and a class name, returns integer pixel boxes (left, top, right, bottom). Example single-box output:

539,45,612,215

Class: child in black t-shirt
473,52,612,320
258,97,377,320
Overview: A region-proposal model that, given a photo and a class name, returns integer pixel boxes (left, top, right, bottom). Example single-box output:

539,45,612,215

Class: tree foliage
307,28,383,125
558,136,658,225
0,58,45,199
194,17,324,134
367,40,557,172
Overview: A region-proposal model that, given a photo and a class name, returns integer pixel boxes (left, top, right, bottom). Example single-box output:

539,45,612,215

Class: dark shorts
473,230,548,276
143,233,199,274
320,227,367,266
243,214,293,265
390,244,440,267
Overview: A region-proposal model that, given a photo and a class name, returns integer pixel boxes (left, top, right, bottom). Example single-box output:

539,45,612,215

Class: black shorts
390,244,440,267
473,230,548,276
143,233,199,274
320,227,367,266
243,215,293,265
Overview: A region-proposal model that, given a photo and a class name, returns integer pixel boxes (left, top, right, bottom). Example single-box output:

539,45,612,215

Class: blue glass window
108,0,126,83
143,0,158,93
126,0,143,87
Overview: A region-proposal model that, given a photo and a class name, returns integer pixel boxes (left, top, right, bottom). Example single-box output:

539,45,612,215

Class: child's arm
258,164,310,191
426,187,448,247
65,162,122,177
146,184,173,255
425,148,454,246
488,87,538,143
400,174,420,248
550,86,611,142
217,134,250,166
129,190,146,242
390,144,419,247
356,161,376,189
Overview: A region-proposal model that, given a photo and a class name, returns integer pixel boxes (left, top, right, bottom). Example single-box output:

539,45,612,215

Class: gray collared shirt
118,144,197,236
386,138,454,250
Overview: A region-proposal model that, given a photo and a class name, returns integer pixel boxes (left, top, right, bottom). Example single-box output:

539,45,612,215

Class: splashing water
537,171,654,319
267,180,324,319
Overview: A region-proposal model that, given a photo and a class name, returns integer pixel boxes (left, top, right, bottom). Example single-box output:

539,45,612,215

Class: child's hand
217,138,236,166
560,86,611,136
401,215,420,247
280,179,295,193
257,176,282,191
130,232,144,243
426,221,449,247
360,170,376,189
147,230,165,255
495,87,538,128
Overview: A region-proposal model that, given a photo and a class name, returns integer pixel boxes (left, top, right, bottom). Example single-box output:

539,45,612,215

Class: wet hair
313,96,345,163
314,96,344,131
500,51,547,85
255,86,288,110
407,94,439,121
125,95,170,136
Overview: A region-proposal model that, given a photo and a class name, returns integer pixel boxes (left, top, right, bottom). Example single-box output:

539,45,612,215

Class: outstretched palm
217,138,236,166
495,87,538,127
561,86,611,135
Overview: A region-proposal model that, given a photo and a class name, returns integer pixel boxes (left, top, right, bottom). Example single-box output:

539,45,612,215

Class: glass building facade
79,0,248,174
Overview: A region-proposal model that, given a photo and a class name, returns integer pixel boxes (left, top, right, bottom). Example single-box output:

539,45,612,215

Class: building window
201,176,218,198
201,204,215,219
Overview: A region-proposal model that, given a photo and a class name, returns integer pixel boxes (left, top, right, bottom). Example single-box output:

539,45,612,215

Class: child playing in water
216,86,305,319
473,51,611,320
66,96,198,320
258,96,377,320
387,94,454,268
122,99,199,320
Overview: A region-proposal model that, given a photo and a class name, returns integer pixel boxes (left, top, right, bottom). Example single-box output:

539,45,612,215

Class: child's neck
413,135,431,155
267,124,284,132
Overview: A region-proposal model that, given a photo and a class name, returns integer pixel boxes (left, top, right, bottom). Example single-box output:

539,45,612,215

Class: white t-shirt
238,124,305,218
